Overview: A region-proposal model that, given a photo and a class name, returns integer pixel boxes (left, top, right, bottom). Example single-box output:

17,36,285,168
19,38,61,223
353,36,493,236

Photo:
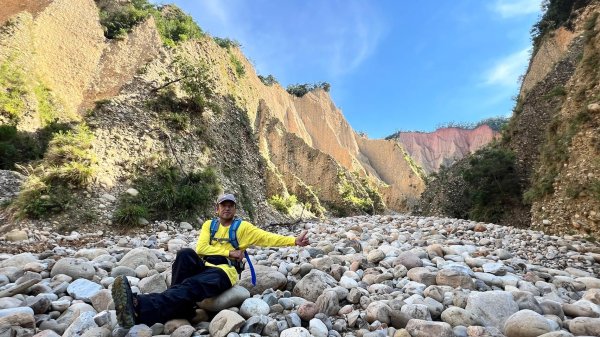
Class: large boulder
568,317,600,336
117,247,159,269
67,279,103,302
51,258,96,280
0,253,37,268
405,319,453,337
138,274,167,293
504,310,558,337
239,265,287,295
208,310,245,337
465,291,519,332
293,269,337,302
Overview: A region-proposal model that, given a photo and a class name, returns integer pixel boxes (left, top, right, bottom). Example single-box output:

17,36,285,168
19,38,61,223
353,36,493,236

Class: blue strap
209,218,219,245
229,219,256,287
229,219,242,249
244,251,257,286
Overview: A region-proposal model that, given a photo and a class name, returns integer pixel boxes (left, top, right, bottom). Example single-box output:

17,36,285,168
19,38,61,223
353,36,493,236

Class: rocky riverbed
1,215,600,337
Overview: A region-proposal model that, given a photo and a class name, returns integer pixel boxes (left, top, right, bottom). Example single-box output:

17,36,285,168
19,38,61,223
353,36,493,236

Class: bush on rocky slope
99,0,203,46
113,163,220,228
462,146,522,223
10,124,97,218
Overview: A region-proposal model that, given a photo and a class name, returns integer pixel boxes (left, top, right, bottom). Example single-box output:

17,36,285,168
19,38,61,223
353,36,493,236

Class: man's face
217,200,236,221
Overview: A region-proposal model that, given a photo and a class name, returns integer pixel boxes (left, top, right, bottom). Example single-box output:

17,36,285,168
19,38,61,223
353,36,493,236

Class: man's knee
176,248,196,259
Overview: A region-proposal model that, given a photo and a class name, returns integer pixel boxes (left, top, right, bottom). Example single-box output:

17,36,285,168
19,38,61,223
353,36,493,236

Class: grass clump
0,60,27,123
268,194,298,214
113,163,220,228
591,180,600,201
11,124,97,218
112,204,149,228
544,85,567,100
230,54,245,77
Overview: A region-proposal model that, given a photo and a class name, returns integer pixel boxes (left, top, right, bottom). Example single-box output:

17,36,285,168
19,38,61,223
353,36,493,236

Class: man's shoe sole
112,276,136,328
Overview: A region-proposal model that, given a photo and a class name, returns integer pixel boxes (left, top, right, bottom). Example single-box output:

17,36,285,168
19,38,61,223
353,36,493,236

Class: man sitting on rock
111,193,310,328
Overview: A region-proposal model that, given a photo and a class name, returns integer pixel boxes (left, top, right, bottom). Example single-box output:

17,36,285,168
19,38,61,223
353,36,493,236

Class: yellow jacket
195,219,296,286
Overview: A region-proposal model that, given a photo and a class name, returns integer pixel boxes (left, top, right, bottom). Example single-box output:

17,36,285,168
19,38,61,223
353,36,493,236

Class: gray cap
217,193,236,204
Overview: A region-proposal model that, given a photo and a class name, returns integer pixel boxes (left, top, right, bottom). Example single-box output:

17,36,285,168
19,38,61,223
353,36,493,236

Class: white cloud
328,2,384,76
484,48,530,87
492,0,541,18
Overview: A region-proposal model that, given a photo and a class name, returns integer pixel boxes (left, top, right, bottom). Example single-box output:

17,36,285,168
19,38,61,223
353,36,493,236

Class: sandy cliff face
0,0,161,128
1,0,427,220
355,137,425,210
521,27,576,97
178,36,425,212
389,125,498,174
523,4,600,235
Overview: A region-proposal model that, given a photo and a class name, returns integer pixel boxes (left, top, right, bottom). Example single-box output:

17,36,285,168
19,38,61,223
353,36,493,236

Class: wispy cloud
484,48,530,86
328,2,385,76
181,0,385,81
492,0,541,18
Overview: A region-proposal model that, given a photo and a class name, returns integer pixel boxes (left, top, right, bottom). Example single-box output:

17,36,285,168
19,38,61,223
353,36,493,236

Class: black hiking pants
134,248,232,325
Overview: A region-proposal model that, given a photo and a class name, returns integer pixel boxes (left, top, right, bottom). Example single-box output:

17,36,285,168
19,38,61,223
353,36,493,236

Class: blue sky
157,0,542,138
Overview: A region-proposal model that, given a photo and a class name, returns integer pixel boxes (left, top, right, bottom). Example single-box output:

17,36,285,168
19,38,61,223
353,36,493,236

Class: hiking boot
111,275,136,328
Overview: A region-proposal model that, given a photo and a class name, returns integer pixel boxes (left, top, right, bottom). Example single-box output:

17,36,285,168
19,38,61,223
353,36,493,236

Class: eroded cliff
0,0,425,229
389,125,498,174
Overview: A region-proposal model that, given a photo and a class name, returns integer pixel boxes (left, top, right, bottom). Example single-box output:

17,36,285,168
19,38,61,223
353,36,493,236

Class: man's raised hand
295,230,309,247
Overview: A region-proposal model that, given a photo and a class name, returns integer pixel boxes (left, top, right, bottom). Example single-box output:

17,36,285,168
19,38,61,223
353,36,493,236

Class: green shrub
544,85,567,100
114,164,220,226
34,84,59,126
230,54,245,77
162,112,190,130
150,57,220,116
268,194,298,214
11,124,97,218
337,172,383,215
0,60,27,122
584,12,599,43
286,82,331,97
99,0,154,39
461,147,521,223
258,74,278,86
112,204,149,228
214,37,241,49
591,180,600,201
531,0,591,54
153,5,204,47
99,1,203,46
565,183,583,198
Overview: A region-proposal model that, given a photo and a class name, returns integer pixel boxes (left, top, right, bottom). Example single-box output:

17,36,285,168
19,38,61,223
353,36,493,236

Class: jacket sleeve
239,221,296,249
195,220,231,256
